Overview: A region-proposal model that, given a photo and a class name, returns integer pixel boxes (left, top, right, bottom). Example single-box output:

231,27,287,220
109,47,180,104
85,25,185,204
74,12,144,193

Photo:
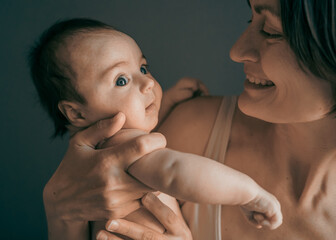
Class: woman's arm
43,113,167,240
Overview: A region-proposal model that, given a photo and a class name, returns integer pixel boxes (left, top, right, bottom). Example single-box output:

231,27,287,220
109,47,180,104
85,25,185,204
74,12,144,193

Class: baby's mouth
145,102,156,113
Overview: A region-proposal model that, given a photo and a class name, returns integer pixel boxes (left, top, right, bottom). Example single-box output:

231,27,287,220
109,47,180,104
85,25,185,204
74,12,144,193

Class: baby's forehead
65,29,123,50
57,28,142,79
58,29,128,66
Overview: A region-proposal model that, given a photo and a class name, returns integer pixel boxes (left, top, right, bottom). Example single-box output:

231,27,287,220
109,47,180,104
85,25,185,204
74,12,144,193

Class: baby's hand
240,188,282,230
164,77,209,105
158,77,209,125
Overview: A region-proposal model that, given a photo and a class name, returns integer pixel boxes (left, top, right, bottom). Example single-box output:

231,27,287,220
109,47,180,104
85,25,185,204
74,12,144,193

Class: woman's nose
140,76,154,93
230,25,259,63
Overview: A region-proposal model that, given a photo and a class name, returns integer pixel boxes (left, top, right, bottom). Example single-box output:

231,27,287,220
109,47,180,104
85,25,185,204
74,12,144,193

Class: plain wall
0,0,250,238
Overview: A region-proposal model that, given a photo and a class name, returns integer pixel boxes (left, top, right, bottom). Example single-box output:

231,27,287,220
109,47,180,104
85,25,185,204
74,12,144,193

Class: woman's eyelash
247,18,283,39
260,30,283,39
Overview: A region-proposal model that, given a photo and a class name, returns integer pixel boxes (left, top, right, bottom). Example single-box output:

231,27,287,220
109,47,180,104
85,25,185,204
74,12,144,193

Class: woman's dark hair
280,0,336,114
28,18,116,137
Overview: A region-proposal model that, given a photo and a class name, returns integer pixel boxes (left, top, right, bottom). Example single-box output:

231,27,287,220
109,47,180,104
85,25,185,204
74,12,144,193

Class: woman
43,0,336,239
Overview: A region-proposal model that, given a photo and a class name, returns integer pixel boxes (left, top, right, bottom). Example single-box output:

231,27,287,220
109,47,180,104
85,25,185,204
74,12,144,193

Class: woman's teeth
247,76,274,86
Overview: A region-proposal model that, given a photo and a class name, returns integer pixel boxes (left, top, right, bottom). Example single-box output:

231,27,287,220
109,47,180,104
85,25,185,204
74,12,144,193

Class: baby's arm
129,148,282,229
158,77,208,125
104,129,282,230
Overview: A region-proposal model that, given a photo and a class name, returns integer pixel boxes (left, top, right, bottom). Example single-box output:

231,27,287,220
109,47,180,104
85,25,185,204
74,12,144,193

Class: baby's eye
140,65,149,74
116,76,129,86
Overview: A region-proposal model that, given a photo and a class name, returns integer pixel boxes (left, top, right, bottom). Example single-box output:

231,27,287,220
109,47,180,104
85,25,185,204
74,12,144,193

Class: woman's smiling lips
244,74,275,91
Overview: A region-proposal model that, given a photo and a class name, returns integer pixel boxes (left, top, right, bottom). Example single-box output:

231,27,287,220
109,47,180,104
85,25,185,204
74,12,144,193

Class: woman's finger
141,193,185,235
102,132,167,170
99,199,144,220
97,230,123,240
73,112,126,148
105,219,167,240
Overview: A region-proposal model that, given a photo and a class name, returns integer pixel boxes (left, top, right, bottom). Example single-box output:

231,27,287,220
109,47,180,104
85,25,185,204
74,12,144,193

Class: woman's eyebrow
254,4,280,18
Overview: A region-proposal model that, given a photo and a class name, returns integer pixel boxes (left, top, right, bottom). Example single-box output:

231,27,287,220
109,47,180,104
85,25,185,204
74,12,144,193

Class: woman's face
230,0,333,123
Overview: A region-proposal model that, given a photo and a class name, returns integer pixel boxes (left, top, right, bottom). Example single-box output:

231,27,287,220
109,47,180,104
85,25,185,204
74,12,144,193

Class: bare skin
96,0,336,236
43,113,167,239
160,96,336,239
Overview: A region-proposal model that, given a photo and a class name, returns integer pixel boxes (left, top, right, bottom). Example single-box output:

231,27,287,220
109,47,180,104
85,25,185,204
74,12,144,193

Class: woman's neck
272,114,336,164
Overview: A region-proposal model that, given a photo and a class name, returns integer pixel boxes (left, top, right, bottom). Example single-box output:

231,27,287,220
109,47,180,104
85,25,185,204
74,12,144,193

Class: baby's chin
123,118,158,133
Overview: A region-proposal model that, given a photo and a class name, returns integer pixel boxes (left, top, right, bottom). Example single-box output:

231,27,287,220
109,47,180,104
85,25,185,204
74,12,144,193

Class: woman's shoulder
170,95,224,119
158,96,224,155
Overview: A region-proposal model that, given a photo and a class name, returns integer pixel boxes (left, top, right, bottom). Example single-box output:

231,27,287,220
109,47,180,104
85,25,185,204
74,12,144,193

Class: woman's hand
43,113,167,239
96,193,192,240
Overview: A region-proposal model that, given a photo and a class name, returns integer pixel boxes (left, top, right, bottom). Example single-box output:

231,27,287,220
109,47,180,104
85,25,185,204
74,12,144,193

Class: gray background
0,0,249,238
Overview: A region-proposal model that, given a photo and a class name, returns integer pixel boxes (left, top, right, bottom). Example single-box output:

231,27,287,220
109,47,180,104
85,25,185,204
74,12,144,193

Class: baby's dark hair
28,18,116,137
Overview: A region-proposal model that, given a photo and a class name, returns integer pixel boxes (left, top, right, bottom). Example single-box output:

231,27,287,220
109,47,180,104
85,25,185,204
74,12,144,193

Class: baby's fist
166,77,209,104
240,188,282,230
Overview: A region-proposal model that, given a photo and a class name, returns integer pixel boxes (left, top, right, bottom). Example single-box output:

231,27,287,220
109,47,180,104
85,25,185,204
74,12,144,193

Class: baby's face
62,30,162,132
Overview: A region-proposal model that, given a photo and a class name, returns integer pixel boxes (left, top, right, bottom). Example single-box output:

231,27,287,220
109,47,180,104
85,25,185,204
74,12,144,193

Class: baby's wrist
242,178,262,205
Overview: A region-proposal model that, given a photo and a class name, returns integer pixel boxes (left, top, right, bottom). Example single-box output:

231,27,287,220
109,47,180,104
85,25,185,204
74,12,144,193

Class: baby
29,18,282,238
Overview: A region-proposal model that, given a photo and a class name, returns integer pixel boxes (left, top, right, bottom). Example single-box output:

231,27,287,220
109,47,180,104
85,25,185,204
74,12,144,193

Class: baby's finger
240,208,262,229
253,213,266,229
268,212,283,230
198,82,209,95
178,77,202,91
254,211,282,230
264,200,282,229
254,213,265,223
248,214,262,229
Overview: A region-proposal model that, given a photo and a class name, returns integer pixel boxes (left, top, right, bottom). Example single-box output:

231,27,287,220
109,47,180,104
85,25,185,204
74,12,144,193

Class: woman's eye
260,29,283,39
140,65,149,74
115,76,129,86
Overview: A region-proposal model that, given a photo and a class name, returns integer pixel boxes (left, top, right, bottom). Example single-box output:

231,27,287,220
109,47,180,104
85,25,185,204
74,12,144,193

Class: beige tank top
181,96,237,240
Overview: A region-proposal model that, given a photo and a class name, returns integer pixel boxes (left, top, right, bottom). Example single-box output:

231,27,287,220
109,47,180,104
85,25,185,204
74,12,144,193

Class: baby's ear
58,101,89,127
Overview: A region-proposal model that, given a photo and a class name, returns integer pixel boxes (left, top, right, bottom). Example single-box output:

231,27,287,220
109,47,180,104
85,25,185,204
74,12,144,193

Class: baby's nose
140,77,154,93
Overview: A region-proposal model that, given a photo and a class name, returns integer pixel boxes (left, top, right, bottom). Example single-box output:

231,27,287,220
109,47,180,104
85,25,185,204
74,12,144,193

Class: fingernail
107,220,119,231
97,231,108,240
